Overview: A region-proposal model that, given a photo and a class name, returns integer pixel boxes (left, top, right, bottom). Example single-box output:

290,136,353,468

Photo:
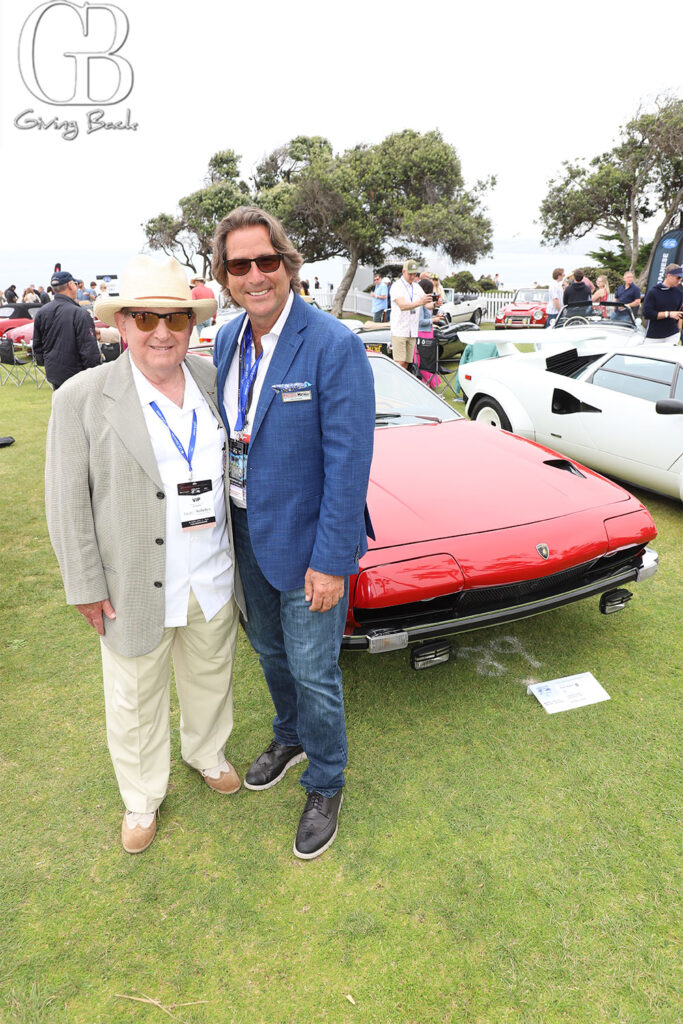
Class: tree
142,149,251,277
257,129,494,316
442,271,481,293
539,95,683,286
142,132,494,315
586,234,654,280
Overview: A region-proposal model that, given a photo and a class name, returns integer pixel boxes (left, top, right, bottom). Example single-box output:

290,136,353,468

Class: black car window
591,354,674,403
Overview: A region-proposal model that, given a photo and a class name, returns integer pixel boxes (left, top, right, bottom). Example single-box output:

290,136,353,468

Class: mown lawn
0,382,680,1024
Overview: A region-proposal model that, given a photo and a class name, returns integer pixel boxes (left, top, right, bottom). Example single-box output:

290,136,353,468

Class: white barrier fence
315,287,519,323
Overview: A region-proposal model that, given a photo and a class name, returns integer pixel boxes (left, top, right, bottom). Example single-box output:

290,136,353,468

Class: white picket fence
319,287,519,323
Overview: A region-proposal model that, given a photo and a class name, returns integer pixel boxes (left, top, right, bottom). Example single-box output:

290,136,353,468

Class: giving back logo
14,1,138,140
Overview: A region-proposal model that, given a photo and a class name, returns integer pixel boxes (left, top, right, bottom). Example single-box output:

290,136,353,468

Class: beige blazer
45,351,245,658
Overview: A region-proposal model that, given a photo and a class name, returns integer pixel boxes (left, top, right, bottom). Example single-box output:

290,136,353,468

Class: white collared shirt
131,359,233,627
390,276,421,338
223,290,294,508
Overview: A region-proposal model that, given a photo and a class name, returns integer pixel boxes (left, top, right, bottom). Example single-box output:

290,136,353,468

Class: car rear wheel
471,396,512,431
470,309,482,325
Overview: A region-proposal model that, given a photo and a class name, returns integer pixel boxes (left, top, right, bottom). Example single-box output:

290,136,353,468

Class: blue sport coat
214,293,375,592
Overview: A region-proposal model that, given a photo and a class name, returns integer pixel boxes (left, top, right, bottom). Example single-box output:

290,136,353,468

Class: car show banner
646,229,683,293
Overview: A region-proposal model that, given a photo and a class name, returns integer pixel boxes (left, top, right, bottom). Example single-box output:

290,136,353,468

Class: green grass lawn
0,383,680,1024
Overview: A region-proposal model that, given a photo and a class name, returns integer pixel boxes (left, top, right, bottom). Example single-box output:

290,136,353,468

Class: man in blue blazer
212,206,375,859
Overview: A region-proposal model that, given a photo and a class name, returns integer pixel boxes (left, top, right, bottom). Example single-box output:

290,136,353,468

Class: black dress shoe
293,790,343,860
244,740,306,791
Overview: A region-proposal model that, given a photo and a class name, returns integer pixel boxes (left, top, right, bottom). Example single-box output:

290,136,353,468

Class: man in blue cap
643,264,683,342
33,271,101,388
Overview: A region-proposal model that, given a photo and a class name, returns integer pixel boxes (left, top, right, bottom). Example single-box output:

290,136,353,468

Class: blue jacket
214,293,375,591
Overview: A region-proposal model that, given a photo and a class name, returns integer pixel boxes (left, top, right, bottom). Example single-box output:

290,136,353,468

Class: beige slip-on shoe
121,810,157,854
201,760,241,794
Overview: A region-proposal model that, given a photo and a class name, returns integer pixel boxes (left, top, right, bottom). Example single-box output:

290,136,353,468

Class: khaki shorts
391,336,415,363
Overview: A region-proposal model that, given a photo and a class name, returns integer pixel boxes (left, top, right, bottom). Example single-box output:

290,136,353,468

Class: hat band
133,294,190,301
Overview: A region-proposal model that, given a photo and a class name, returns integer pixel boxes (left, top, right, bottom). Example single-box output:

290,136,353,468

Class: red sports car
343,354,658,666
495,288,549,329
0,303,40,339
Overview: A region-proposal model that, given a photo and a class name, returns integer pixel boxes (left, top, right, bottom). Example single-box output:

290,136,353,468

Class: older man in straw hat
45,255,245,854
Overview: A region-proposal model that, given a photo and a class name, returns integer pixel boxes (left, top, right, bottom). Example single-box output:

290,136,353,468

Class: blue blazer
214,293,375,592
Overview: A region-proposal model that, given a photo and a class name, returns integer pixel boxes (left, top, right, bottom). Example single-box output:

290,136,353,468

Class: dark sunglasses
222,254,283,276
128,310,193,332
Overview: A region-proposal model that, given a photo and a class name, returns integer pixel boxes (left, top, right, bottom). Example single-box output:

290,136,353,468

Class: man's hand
304,569,344,613
76,599,116,635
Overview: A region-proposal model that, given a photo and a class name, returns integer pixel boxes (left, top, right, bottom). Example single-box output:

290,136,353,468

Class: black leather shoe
293,790,343,860
244,740,306,791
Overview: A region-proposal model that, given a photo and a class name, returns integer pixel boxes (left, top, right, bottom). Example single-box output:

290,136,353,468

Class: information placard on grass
527,672,610,714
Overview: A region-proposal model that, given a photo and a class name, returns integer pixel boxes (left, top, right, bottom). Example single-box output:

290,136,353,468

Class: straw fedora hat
94,255,217,327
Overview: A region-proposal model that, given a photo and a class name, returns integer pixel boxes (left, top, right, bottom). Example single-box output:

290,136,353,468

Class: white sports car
440,293,488,326
460,337,683,502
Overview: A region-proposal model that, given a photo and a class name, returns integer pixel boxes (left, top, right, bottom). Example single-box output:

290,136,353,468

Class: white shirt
223,290,294,508
131,359,233,627
547,279,564,314
390,276,421,337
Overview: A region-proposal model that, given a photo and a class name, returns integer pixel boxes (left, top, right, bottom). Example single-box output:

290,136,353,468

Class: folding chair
0,338,48,388
0,338,32,386
416,322,482,401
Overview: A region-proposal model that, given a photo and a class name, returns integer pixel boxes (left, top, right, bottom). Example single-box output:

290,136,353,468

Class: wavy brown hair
212,205,303,304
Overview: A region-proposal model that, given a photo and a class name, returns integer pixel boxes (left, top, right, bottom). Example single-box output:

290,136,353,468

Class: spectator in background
190,275,216,337
545,267,565,327
32,271,101,389
592,275,610,317
643,264,683,342
390,259,432,369
563,270,592,308
431,275,446,304
313,276,320,291
612,270,641,322
4,285,18,303
76,280,93,305
37,285,50,305
22,286,40,304
371,273,389,322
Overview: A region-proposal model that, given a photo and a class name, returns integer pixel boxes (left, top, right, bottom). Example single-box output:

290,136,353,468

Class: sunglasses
222,254,283,276
128,310,193,332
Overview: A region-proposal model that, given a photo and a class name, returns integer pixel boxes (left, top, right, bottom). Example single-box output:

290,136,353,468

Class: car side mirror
655,399,683,415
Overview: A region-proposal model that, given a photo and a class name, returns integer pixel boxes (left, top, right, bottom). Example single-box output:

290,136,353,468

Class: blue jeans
231,504,348,796
373,310,386,322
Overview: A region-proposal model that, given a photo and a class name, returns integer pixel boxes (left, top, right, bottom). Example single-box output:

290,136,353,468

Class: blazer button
156,491,165,499
155,538,164,545
154,581,162,588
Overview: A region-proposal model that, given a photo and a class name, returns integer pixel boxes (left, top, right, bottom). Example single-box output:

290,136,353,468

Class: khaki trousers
100,591,239,813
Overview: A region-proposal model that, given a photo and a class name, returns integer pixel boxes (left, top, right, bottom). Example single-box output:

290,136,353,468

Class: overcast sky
0,0,679,291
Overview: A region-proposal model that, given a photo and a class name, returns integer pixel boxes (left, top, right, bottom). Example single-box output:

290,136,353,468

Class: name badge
273,381,312,403
177,479,215,531
228,435,249,503
282,389,312,403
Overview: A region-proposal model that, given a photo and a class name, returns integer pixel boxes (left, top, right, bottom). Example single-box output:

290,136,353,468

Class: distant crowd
3,279,110,307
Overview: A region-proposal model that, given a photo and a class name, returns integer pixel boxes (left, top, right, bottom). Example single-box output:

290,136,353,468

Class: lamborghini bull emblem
536,544,550,560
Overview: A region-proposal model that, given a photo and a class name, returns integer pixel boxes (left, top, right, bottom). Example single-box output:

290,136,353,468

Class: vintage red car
0,303,40,339
342,354,658,667
495,288,549,329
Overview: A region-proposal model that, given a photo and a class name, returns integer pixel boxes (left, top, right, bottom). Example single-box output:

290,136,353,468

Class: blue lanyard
150,402,197,475
235,322,262,433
